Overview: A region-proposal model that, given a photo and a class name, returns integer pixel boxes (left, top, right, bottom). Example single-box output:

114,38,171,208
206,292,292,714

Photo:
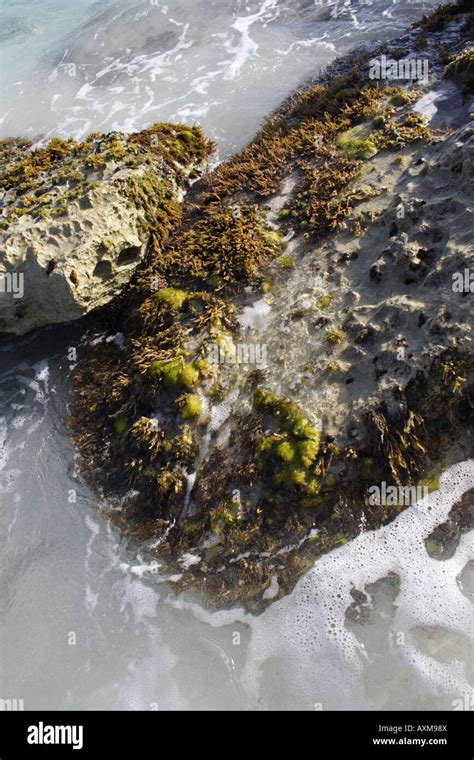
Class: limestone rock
0,126,211,335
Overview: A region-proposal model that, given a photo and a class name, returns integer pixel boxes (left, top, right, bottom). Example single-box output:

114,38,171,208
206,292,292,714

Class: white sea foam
2,338,470,709
237,298,272,331
169,460,474,709
0,0,436,157
0,417,9,472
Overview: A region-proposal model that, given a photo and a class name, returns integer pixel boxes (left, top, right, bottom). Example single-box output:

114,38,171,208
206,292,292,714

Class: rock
0,125,212,335
65,1,474,611
425,487,474,559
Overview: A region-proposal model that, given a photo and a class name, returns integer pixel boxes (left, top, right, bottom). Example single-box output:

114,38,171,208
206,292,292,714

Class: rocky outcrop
61,1,473,611
0,125,213,335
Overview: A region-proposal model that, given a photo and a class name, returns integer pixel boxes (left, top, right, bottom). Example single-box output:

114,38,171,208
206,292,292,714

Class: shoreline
1,0,472,612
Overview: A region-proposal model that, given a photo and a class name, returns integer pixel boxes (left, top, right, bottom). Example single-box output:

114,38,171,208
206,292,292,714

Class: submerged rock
0,125,213,335
425,487,474,559
60,1,474,610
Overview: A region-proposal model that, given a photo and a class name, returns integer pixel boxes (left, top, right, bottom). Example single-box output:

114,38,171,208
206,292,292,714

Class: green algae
66,1,473,611
254,388,322,497
336,127,378,159
276,255,294,270
180,394,203,420
444,47,474,92
276,440,295,462
318,293,333,309
326,328,345,345
154,288,189,310
114,417,130,434
148,358,201,389
389,91,413,107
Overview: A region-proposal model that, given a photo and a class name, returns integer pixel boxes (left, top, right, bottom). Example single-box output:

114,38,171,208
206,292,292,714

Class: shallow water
1,0,473,711
1,0,439,157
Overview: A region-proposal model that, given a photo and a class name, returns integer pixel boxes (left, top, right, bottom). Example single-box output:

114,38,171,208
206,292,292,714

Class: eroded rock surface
61,2,473,611
0,125,213,334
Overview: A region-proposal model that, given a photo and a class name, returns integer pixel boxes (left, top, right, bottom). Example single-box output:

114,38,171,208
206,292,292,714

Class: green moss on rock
181,394,203,419
337,128,378,159
444,48,474,92
254,388,322,497
114,417,130,434
148,358,202,389
318,293,333,309
276,255,294,270
154,287,189,309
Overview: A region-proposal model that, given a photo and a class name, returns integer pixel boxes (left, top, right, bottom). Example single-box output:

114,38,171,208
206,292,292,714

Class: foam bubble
237,299,272,332
169,460,474,709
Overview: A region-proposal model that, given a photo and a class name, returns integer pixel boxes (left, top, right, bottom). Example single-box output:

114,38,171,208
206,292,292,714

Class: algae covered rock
0,125,213,335
444,47,474,93
67,1,473,612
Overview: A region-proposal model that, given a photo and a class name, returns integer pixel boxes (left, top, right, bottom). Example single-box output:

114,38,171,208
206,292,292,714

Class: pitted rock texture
0,126,211,335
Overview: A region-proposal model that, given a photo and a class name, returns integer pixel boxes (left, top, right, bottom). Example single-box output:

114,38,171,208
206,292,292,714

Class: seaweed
65,0,473,610
444,47,474,93
0,124,213,232
414,0,471,33
179,394,203,420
